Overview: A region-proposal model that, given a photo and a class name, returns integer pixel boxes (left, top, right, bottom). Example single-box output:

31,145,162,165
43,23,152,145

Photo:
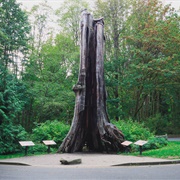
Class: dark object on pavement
60,158,82,165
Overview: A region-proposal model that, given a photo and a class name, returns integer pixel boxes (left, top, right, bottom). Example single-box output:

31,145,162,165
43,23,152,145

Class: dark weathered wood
60,158,82,165
58,11,124,153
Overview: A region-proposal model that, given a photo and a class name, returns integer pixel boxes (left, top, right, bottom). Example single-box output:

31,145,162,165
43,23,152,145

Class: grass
0,153,25,159
130,141,180,159
0,148,57,159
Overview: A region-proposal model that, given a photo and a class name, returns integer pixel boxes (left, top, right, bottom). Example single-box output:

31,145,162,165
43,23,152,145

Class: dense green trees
0,0,30,73
94,0,180,133
0,70,28,154
0,0,30,154
22,1,87,128
123,0,180,133
0,0,179,154
56,0,89,45
94,0,130,120
125,0,180,120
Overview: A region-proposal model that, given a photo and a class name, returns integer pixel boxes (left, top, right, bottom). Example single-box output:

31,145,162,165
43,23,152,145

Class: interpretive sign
42,140,56,146
121,140,133,153
134,140,147,146
42,140,56,153
121,141,133,146
134,140,148,155
19,141,35,156
19,141,35,147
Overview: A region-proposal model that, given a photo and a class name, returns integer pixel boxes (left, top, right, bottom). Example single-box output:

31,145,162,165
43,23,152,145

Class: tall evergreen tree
0,0,30,154
0,0,30,75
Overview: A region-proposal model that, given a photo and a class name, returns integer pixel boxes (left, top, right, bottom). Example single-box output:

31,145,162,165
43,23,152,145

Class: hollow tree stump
58,10,124,153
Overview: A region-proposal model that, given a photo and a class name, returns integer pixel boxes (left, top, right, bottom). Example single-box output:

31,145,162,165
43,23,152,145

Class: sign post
134,140,148,155
19,141,35,156
121,141,133,153
42,140,56,153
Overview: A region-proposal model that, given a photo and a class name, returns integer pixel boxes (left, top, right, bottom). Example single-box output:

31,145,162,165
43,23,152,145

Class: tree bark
58,11,124,153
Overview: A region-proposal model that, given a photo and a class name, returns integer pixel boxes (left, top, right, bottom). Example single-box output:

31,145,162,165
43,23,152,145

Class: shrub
0,124,28,154
143,137,168,150
112,119,153,142
31,120,70,149
145,114,171,135
112,119,168,152
28,144,48,154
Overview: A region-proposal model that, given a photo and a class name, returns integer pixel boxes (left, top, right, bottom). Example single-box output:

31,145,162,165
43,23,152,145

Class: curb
0,162,30,166
1,160,180,167
112,160,180,166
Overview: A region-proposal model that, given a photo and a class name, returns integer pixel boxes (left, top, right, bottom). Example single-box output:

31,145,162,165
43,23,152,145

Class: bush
28,144,48,154
31,120,70,149
143,137,168,150
112,119,153,142
0,124,28,154
112,119,168,152
145,114,171,135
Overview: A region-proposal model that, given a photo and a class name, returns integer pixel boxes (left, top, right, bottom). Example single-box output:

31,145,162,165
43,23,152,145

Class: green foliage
0,124,28,154
94,0,180,133
0,0,31,145
133,141,180,159
94,0,130,121
0,0,179,143
56,0,90,45
0,0,30,70
0,68,28,123
143,137,168,151
31,120,70,146
113,119,169,152
112,119,153,142
28,144,47,154
0,153,25,159
0,67,30,154
23,5,81,126
23,33,78,125
144,114,172,135
122,0,180,122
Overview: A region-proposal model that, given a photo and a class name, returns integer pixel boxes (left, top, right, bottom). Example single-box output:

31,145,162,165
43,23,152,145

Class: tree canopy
0,0,31,154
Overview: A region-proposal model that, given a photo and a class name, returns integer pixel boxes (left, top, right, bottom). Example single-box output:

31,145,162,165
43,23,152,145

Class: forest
0,0,179,154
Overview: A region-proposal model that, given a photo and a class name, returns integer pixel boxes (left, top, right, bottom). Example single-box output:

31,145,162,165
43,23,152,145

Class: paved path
1,153,179,168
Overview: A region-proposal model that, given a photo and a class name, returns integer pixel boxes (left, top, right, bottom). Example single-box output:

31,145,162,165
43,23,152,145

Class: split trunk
58,11,124,153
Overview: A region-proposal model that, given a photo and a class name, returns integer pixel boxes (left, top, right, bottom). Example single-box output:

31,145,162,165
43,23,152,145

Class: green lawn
0,149,57,159
0,153,24,159
131,141,180,159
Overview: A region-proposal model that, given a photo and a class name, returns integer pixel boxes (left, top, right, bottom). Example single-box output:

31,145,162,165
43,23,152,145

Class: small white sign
134,140,148,146
121,140,133,146
19,141,35,147
42,140,56,146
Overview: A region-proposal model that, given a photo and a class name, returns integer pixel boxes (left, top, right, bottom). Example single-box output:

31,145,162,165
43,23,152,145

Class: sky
16,0,180,11
17,0,66,10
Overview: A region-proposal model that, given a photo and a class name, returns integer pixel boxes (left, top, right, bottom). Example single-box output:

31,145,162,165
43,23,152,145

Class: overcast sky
17,0,66,10
16,0,180,11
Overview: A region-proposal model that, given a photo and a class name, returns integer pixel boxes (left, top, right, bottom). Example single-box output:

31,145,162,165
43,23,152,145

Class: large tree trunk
58,11,124,153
